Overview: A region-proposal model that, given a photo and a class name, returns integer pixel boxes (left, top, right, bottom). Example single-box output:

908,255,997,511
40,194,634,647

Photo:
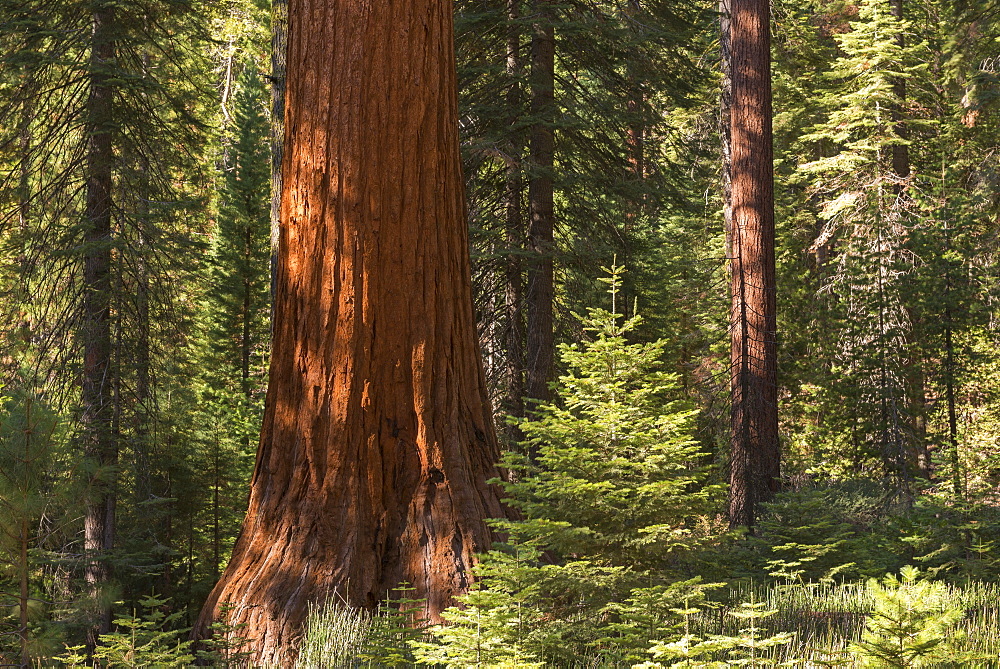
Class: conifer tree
0,0,218,640
455,0,710,435
0,392,66,664
447,266,722,662
796,0,932,480
194,46,272,587
727,0,779,529
206,61,272,399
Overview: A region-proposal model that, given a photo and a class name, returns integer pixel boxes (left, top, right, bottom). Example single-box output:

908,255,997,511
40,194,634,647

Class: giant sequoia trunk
196,0,506,662
727,0,779,529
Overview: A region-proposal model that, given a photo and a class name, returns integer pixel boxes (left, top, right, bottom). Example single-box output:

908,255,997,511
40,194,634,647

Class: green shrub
413,266,723,664
81,595,194,668
849,566,964,667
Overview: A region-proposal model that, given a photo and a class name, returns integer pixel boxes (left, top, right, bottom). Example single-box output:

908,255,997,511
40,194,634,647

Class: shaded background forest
3,0,1000,663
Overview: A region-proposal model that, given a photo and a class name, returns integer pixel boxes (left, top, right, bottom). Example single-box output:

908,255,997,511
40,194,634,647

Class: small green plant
640,596,796,667
54,644,88,668
850,566,964,667
91,595,194,668
358,583,427,665
410,545,545,667
295,585,428,668
197,602,253,668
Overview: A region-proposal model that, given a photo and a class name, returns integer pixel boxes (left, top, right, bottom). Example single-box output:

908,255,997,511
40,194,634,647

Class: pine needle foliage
79,595,195,668
417,265,723,663
204,55,272,398
850,566,966,668
502,264,721,571
794,0,934,480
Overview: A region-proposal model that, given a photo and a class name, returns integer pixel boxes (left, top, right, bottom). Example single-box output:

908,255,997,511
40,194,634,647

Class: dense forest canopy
1,0,1000,665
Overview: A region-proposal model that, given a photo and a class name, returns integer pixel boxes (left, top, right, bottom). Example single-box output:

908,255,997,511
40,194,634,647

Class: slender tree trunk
19,514,29,668
944,211,962,499
13,105,33,371
186,511,194,624
504,0,526,445
720,0,732,260
213,430,221,581
196,1,507,662
19,400,31,669
270,0,287,308
526,0,556,411
242,276,252,394
889,0,931,478
135,152,152,503
889,0,909,182
908,361,931,478
944,303,962,500
82,4,117,645
17,109,31,291
728,0,778,530
623,0,644,316
135,267,150,494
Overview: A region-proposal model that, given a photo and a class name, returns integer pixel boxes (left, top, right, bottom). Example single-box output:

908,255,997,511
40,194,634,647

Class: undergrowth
293,576,1000,667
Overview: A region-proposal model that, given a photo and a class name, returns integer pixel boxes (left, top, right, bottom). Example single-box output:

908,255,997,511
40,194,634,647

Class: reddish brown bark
728,0,779,530
196,0,506,663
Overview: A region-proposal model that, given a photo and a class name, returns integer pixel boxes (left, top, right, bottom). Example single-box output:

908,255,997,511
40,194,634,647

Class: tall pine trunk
82,3,117,643
504,0,526,445
889,0,931,480
526,0,556,411
196,0,506,662
720,0,732,260
728,0,778,530
622,0,644,315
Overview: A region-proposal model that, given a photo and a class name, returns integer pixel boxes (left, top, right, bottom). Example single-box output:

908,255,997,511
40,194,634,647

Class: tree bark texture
728,0,779,530
83,4,117,643
526,0,556,410
196,1,506,663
